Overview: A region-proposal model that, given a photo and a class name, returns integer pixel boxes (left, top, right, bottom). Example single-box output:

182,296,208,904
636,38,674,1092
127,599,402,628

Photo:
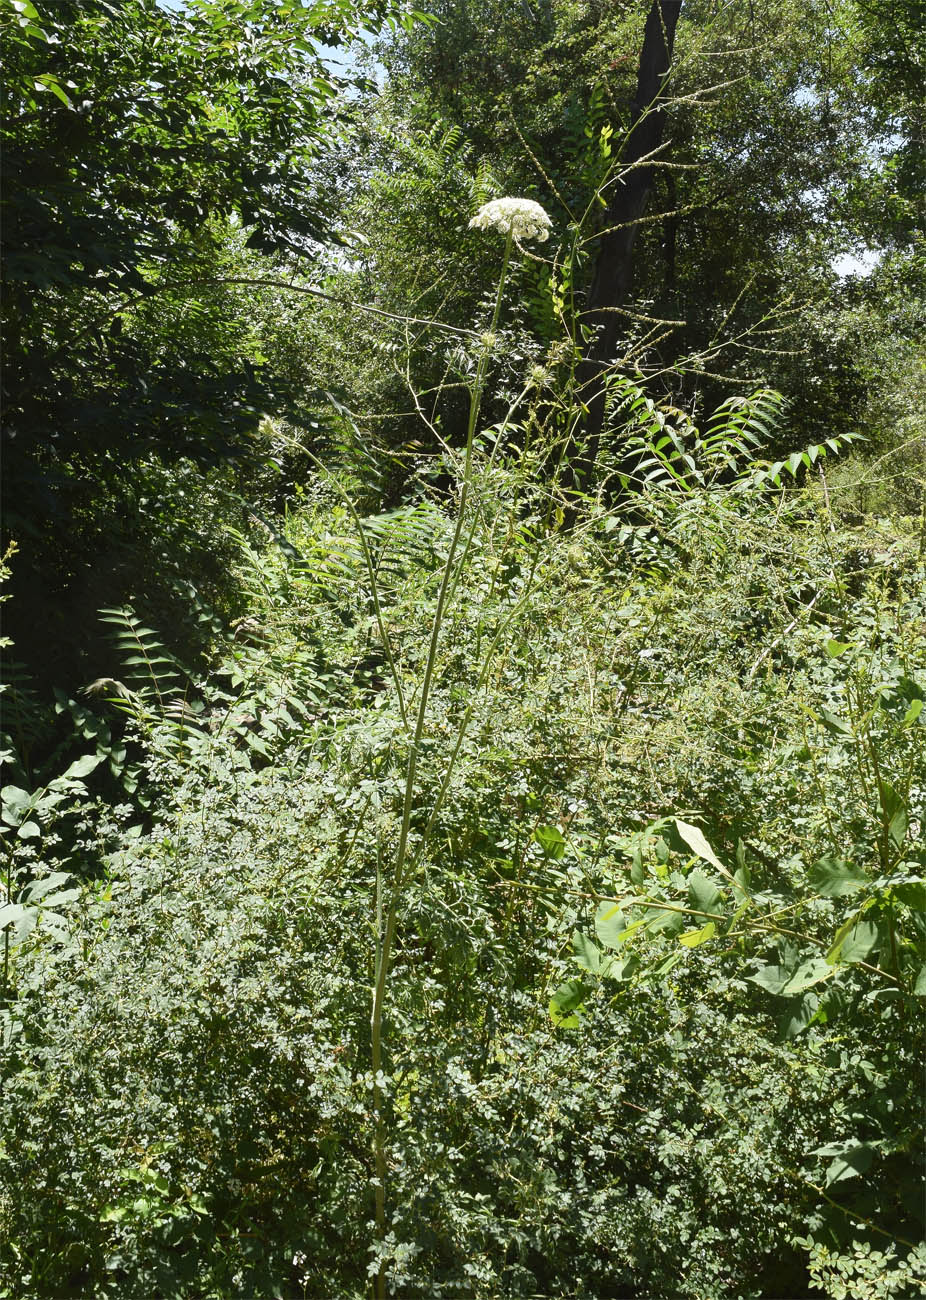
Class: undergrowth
2,431,924,1297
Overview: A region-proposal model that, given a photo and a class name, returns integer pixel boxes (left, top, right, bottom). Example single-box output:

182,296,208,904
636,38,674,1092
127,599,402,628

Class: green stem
370,229,513,1299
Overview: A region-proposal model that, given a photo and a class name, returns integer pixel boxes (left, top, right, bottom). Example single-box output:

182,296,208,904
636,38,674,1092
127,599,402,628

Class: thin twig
107,275,480,339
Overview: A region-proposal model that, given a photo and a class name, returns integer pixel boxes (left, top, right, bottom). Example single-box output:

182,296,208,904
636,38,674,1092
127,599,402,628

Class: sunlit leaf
573,931,602,974
534,825,566,860
672,820,733,881
594,901,627,950
678,921,715,948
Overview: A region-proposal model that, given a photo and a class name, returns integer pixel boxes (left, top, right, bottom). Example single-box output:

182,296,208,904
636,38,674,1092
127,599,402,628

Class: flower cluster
468,197,552,243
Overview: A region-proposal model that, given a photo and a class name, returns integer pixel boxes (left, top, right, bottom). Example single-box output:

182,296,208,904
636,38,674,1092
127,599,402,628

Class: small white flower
469,197,552,243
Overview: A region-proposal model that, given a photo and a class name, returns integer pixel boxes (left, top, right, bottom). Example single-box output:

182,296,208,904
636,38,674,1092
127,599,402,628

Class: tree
368,0,918,477
0,0,402,689
570,0,683,490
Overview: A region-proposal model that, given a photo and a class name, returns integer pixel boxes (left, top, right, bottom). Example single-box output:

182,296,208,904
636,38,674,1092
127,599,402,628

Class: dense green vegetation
1,1,924,1296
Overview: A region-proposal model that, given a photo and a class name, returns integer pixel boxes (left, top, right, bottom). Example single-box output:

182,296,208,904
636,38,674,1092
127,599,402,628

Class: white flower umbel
468,197,552,243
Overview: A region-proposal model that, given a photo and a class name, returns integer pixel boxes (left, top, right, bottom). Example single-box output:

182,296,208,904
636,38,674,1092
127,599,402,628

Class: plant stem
369,229,513,1299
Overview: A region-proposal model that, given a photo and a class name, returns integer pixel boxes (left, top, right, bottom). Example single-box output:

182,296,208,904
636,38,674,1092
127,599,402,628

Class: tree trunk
567,0,683,495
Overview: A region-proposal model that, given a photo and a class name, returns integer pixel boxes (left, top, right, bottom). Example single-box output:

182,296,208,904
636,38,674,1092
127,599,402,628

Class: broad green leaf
732,862,751,900
652,951,684,978
549,979,589,1029
687,870,723,915
751,959,836,997
903,698,924,725
838,920,879,964
600,953,638,982
629,848,645,886
678,921,715,948
34,75,72,109
534,825,566,860
1,785,33,826
892,880,926,911
729,891,753,927
0,903,35,943
779,992,820,1040
62,753,104,781
17,820,41,840
812,1141,876,1185
828,918,878,965
645,906,685,935
888,814,909,851
821,709,853,738
826,914,856,964
825,639,855,658
750,964,793,996
782,958,838,995
22,872,71,902
809,857,868,897
879,782,908,850
613,916,648,946
572,931,601,974
594,901,627,950
672,819,733,881
914,964,926,997
40,888,81,909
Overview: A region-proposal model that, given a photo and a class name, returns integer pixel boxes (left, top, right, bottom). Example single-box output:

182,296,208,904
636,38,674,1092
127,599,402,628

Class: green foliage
805,1239,926,1300
3,4,925,1296
0,0,409,708
4,412,924,1294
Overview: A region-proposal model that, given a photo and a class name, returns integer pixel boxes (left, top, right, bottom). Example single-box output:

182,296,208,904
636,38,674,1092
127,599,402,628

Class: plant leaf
828,918,878,965
678,921,715,948
594,901,627,950
878,782,908,850
672,820,734,881
813,1141,876,1185
534,825,566,860
549,979,589,1029
750,964,793,996
809,857,868,897
572,931,601,974
752,959,837,997
62,753,104,781
903,698,924,725
687,869,723,914
821,709,853,738
893,879,926,911
600,953,638,982
1,785,33,826
782,958,838,995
